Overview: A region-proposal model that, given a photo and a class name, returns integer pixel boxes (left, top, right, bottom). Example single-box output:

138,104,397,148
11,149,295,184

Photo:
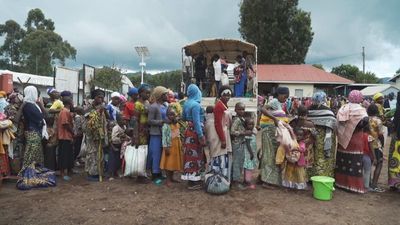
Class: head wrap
119,95,127,102
218,86,232,97
24,86,39,103
0,91,6,98
312,91,327,106
60,90,72,97
187,84,202,103
127,87,138,96
151,86,168,102
138,83,151,93
111,92,120,98
276,87,289,95
91,89,105,99
348,90,364,104
47,87,57,95
373,92,384,102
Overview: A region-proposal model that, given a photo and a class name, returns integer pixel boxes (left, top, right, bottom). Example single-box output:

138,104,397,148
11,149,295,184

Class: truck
181,38,258,112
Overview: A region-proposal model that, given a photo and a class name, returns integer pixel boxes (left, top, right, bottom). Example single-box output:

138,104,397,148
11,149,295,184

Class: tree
20,8,76,75
331,64,379,83
239,0,313,64
91,67,123,91
0,20,25,70
127,70,182,92
331,64,360,81
0,8,76,75
312,64,325,71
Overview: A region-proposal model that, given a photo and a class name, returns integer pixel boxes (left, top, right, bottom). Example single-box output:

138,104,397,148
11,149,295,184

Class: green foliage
0,8,76,76
239,0,313,64
0,20,25,70
127,70,182,92
91,67,123,91
312,64,325,71
331,64,379,83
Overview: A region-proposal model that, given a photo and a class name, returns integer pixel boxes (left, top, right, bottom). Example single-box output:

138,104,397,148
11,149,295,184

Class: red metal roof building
257,64,354,97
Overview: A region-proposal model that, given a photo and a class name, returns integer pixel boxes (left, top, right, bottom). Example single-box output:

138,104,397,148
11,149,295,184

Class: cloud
300,0,400,77
1,0,399,78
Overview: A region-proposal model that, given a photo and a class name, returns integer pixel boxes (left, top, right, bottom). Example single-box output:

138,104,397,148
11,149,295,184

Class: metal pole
362,46,365,74
141,54,144,84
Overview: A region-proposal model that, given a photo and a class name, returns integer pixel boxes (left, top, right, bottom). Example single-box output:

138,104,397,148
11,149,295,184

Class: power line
307,53,360,64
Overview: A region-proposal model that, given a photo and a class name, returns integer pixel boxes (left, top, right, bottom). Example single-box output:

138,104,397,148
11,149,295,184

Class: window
295,89,303,98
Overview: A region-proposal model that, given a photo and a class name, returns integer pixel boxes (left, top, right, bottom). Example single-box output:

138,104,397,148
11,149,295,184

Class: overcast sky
1,0,399,77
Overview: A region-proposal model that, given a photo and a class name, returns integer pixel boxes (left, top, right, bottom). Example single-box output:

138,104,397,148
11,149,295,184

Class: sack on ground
124,145,148,177
204,171,230,195
16,163,56,190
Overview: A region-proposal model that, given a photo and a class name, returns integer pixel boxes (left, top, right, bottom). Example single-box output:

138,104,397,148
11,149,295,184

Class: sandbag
16,163,56,190
124,145,148,177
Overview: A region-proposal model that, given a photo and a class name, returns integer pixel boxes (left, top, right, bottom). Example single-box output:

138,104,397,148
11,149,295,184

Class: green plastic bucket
310,176,335,201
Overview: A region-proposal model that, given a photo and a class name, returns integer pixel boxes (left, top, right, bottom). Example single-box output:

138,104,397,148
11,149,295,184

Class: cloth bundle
16,163,56,190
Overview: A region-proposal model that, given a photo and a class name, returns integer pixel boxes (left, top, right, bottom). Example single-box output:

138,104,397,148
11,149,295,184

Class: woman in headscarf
147,86,169,183
388,91,400,190
83,89,108,181
205,86,233,190
107,92,121,121
20,86,46,173
258,87,290,187
181,84,205,189
307,91,337,178
335,90,368,193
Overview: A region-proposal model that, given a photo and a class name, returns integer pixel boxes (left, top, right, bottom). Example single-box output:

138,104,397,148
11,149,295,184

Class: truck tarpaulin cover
183,39,257,59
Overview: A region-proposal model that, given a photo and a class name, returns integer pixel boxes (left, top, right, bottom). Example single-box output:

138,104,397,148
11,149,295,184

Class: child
284,106,315,190
44,116,57,171
160,106,183,187
367,104,385,192
57,99,74,181
73,106,84,164
109,114,129,180
362,123,375,192
204,105,215,166
230,102,247,185
243,116,258,189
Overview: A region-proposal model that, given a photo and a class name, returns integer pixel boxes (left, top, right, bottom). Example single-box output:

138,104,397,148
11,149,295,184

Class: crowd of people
183,50,255,98
0,83,399,194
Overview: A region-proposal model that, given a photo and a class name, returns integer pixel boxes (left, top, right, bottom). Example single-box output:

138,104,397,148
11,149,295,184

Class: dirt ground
1,136,399,225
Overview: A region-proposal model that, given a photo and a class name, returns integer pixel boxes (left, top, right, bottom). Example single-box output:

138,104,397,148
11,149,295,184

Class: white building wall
278,83,314,97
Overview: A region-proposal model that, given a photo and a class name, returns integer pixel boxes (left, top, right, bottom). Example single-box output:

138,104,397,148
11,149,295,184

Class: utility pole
362,46,365,74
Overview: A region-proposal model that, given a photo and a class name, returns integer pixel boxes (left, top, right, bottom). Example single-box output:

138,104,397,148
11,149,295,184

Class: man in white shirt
213,54,222,91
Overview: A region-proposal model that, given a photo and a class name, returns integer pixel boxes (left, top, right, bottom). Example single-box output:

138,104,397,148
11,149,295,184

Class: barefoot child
109,114,129,180
160,106,183,187
230,102,247,185
367,104,385,192
243,116,258,189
